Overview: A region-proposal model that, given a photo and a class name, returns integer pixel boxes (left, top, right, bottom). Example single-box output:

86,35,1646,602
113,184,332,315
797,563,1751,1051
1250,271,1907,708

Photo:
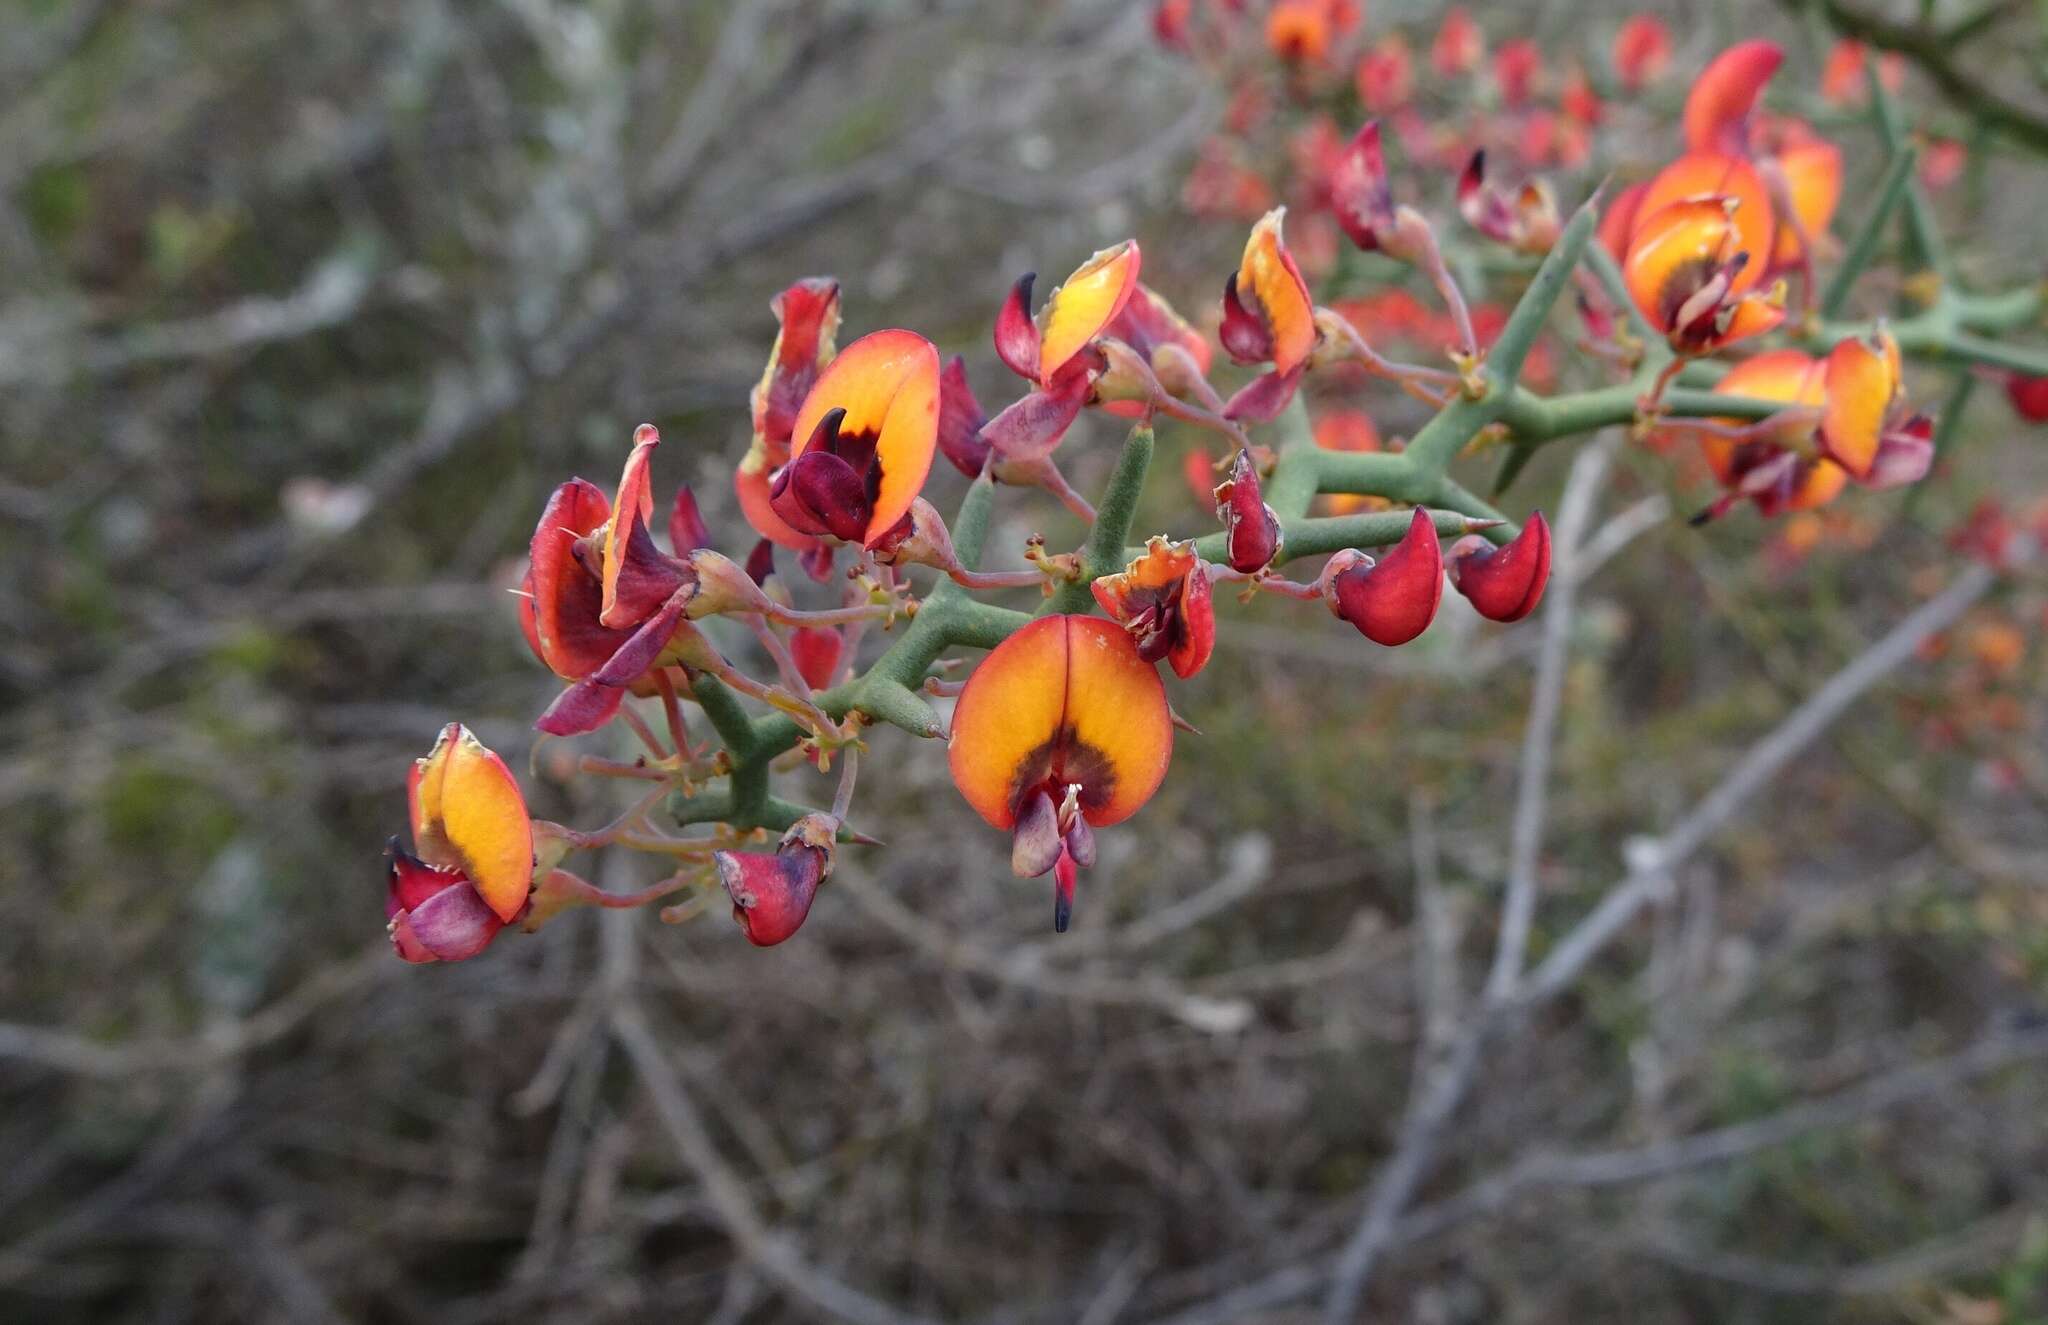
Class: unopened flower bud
1447,511,1551,622
716,813,837,947
1327,508,1444,645
1213,449,1283,573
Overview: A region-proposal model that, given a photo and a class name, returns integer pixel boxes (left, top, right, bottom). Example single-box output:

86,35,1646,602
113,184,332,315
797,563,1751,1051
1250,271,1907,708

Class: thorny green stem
652,133,2044,839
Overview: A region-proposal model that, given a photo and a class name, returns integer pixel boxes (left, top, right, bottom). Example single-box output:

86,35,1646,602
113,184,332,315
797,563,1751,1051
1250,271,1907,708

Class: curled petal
528,478,633,679
1039,240,1141,387
1168,561,1216,680
391,873,507,964
1214,449,1282,573
788,329,941,546
1331,121,1396,252
937,355,992,478
771,444,873,543
600,424,661,627
408,723,533,923
1683,39,1781,155
1235,208,1317,374
1222,365,1305,423
1219,273,1275,365
1862,415,1934,490
751,278,842,457
605,509,697,628
669,484,713,556
1011,788,1064,878
1448,512,1551,622
536,677,626,736
737,443,832,554
590,590,693,688
979,368,1094,462
995,272,1041,381
1329,507,1444,645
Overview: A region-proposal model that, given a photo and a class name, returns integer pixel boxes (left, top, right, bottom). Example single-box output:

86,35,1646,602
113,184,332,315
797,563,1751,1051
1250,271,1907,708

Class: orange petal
1683,39,1781,154
1771,136,1842,266
948,616,1072,832
1598,180,1650,260
1820,335,1896,478
789,329,941,546
1056,617,1173,828
1781,460,1849,513
1622,197,1745,330
1701,350,1822,483
1039,240,1141,387
946,616,1172,833
600,425,660,628
1714,287,1788,349
1238,208,1318,375
409,723,533,923
1635,153,1775,281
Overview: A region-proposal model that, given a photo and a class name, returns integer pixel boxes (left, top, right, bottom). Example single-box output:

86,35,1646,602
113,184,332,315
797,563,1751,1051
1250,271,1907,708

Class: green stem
1819,143,1919,320
1046,424,1155,614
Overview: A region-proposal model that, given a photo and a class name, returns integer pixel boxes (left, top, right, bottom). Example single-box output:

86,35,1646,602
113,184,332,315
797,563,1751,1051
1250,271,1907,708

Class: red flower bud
1492,38,1542,108
1448,512,1551,622
1326,508,1444,645
2007,375,2048,422
1431,6,1484,78
1213,449,1282,573
716,814,836,947
1611,16,1672,93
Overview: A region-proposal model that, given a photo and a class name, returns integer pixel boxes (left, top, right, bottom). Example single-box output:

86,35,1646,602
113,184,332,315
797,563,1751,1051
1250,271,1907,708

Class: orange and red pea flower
768,329,941,550
948,615,1174,931
387,723,535,964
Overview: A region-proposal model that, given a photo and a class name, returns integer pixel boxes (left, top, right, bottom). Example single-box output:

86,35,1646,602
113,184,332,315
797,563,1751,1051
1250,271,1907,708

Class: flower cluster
380,18,2046,961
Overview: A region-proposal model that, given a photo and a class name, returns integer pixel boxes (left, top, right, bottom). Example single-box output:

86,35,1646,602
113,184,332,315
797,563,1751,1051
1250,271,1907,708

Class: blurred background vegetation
4,0,2048,1322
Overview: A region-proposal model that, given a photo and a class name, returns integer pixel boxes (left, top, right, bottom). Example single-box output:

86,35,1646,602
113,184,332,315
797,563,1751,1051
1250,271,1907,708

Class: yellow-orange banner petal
1239,208,1318,376
1061,617,1172,827
600,424,660,628
1820,335,1896,478
789,329,941,546
1635,153,1775,278
1772,137,1842,266
408,723,534,923
947,615,1172,833
1038,240,1140,387
948,616,1072,832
